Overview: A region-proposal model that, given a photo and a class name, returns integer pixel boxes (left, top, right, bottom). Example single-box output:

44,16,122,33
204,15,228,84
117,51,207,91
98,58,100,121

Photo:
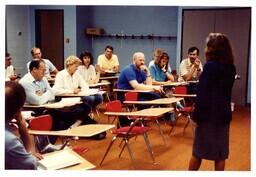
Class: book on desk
38,148,83,170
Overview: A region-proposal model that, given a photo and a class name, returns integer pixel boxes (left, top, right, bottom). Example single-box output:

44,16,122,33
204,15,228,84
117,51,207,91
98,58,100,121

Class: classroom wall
76,6,178,70
6,5,31,76
76,6,93,57
6,5,180,76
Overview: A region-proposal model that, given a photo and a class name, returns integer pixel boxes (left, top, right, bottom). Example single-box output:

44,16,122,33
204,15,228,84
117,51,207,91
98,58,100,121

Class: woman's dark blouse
193,60,236,125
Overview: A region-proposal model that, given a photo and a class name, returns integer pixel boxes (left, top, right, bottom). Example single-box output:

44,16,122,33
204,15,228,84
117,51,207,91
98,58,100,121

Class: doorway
35,10,64,70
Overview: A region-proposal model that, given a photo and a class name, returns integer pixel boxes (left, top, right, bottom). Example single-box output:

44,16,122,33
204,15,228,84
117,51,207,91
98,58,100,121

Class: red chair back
173,86,187,94
29,114,53,131
125,92,138,101
106,100,122,112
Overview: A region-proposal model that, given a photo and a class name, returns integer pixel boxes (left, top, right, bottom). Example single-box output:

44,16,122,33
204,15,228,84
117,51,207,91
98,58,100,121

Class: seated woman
53,55,103,113
149,53,183,122
77,51,100,84
149,52,174,85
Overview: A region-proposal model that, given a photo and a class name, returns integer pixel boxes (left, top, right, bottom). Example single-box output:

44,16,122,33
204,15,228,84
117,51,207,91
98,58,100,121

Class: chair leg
95,108,100,119
168,125,175,136
106,92,111,102
118,140,126,158
100,136,117,166
183,115,190,136
142,133,156,164
111,117,116,124
155,119,167,145
124,139,136,166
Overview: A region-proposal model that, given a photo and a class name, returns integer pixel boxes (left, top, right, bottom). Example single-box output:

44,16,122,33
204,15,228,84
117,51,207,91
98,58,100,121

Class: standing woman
188,33,236,171
78,51,100,84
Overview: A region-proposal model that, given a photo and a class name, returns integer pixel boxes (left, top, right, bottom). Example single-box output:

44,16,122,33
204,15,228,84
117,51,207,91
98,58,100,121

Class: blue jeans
82,94,103,109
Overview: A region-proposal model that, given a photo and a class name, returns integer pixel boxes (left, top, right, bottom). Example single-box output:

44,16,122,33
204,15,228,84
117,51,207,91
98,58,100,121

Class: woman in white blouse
77,51,100,84
53,55,103,111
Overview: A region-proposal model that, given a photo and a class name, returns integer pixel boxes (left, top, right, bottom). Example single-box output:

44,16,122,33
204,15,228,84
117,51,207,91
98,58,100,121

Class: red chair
169,86,195,136
100,100,155,166
124,92,167,145
105,100,122,126
125,92,138,101
29,114,88,154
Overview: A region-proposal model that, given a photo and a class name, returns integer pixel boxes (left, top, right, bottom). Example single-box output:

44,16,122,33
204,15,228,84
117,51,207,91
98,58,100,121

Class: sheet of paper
79,88,99,96
38,149,82,170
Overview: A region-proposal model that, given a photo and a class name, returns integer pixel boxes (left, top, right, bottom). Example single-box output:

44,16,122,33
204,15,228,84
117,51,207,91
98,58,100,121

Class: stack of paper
38,149,82,170
21,111,35,120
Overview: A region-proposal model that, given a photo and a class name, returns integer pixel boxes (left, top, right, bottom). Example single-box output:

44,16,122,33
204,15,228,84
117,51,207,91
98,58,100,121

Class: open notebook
38,149,82,170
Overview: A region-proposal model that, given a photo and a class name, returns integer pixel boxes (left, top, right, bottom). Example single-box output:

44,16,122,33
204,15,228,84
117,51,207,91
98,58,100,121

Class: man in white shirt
5,53,17,81
97,45,119,74
19,60,91,131
179,46,203,94
27,47,58,79
179,46,203,82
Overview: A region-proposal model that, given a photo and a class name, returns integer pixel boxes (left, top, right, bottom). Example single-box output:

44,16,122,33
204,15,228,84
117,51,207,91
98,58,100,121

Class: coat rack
86,33,176,40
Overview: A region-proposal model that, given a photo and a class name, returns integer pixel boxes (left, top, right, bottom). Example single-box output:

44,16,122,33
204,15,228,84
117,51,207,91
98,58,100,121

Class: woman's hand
73,88,81,94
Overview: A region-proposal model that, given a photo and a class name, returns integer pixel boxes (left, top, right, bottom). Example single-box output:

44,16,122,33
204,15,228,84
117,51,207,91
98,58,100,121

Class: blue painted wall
76,6,92,57
76,6,178,70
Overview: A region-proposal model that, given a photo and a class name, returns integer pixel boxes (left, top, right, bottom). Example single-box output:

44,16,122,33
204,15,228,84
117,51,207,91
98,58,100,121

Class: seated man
97,45,119,74
97,45,119,99
179,46,203,94
5,53,18,81
19,60,92,130
5,81,42,169
117,52,163,126
27,47,58,79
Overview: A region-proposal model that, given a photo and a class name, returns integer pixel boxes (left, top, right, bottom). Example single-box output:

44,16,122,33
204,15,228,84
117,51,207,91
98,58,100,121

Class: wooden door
35,10,64,70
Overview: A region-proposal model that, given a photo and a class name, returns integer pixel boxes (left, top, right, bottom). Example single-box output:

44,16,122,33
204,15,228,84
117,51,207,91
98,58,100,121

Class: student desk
105,107,172,117
56,89,104,97
89,82,111,101
105,107,173,145
157,81,188,87
99,75,119,100
123,97,183,105
88,82,111,88
173,94,197,98
23,100,82,109
29,124,115,137
113,89,153,93
99,75,119,81
39,147,95,170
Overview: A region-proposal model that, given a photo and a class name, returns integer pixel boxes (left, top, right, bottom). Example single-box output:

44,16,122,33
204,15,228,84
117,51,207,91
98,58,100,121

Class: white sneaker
89,112,94,119
72,136,79,140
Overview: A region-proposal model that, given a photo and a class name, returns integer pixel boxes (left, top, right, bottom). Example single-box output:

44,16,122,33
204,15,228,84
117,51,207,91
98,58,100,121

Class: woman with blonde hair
53,55,103,120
